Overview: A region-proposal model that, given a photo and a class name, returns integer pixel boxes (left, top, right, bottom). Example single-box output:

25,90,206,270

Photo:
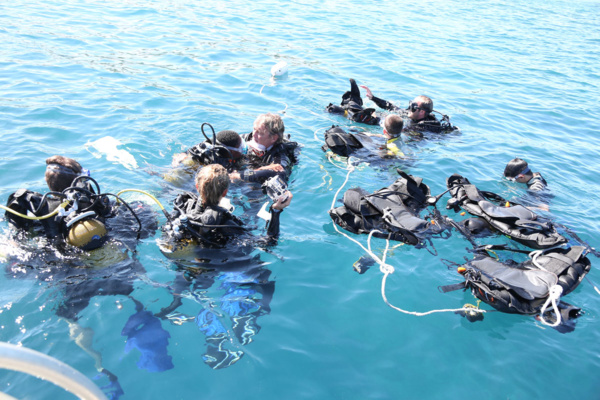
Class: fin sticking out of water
86,136,138,170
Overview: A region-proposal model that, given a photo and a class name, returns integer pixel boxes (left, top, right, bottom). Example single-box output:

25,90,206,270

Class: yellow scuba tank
158,236,199,260
67,218,108,251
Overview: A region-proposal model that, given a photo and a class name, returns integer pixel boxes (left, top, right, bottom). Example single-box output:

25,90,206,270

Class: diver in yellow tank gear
362,114,406,158
4,155,157,254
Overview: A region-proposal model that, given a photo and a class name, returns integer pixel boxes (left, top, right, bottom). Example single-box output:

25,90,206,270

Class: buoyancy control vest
242,132,300,169
406,113,456,134
187,141,237,170
5,179,113,250
321,125,364,157
441,246,590,317
164,192,245,248
446,174,566,249
329,170,446,245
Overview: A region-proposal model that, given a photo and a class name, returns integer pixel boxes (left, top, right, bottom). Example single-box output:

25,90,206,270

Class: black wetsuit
527,173,548,192
369,95,456,134
238,132,299,183
326,79,381,125
169,192,283,246
327,79,457,133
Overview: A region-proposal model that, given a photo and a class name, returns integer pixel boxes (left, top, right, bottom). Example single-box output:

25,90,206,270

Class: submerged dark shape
353,255,375,274
122,300,174,373
156,256,275,370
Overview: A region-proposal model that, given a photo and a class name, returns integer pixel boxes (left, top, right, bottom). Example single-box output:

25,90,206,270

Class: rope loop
538,284,564,327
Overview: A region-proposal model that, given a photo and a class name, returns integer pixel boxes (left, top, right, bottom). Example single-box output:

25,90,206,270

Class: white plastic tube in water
270,61,288,76
0,342,108,400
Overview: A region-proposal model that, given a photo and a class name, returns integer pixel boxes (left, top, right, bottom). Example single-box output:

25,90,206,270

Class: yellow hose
115,189,167,211
0,201,70,220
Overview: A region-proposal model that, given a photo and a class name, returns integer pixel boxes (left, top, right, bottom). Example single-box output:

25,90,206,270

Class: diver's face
253,124,278,148
408,100,426,122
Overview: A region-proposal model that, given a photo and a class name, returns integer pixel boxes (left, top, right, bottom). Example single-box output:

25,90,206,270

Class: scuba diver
4,155,157,252
172,129,246,170
160,163,292,259
157,163,292,368
326,79,457,134
503,157,552,212
503,158,548,192
166,127,247,188
229,113,300,184
2,155,170,399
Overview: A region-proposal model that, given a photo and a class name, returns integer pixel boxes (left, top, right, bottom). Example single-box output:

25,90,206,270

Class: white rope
538,285,564,327
328,158,486,319
379,270,486,316
529,244,566,271
531,246,600,296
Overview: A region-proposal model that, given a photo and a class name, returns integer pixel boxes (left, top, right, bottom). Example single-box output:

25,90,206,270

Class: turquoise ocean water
1,0,600,398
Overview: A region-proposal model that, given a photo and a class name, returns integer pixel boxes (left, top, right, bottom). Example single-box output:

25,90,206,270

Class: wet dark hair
504,158,529,178
45,155,82,192
216,130,241,148
384,114,404,137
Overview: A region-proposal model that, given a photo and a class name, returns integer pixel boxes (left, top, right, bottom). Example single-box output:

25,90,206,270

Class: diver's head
408,95,433,122
67,218,108,251
383,114,404,139
45,155,83,192
504,158,533,183
195,164,229,207
253,113,285,147
216,130,245,160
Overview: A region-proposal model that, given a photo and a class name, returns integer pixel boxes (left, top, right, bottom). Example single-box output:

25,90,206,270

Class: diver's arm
266,191,293,237
237,168,281,183
359,85,399,111
266,208,282,237
370,96,399,111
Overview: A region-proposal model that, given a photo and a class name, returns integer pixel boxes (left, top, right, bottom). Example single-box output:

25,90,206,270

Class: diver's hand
229,171,241,181
272,191,292,210
258,164,284,172
360,85,373,100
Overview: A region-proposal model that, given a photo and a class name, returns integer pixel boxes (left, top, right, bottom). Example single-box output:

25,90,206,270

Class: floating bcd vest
446,174,567,249
321,126,363,157
329,171,443,245
441,246,590,318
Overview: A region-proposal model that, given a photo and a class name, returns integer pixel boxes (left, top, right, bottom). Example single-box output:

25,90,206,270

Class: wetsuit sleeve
527,178,547,192
266,208,282,237
240,168,281,183
239,149,292,183
370,96,400,111
277,152,293,181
